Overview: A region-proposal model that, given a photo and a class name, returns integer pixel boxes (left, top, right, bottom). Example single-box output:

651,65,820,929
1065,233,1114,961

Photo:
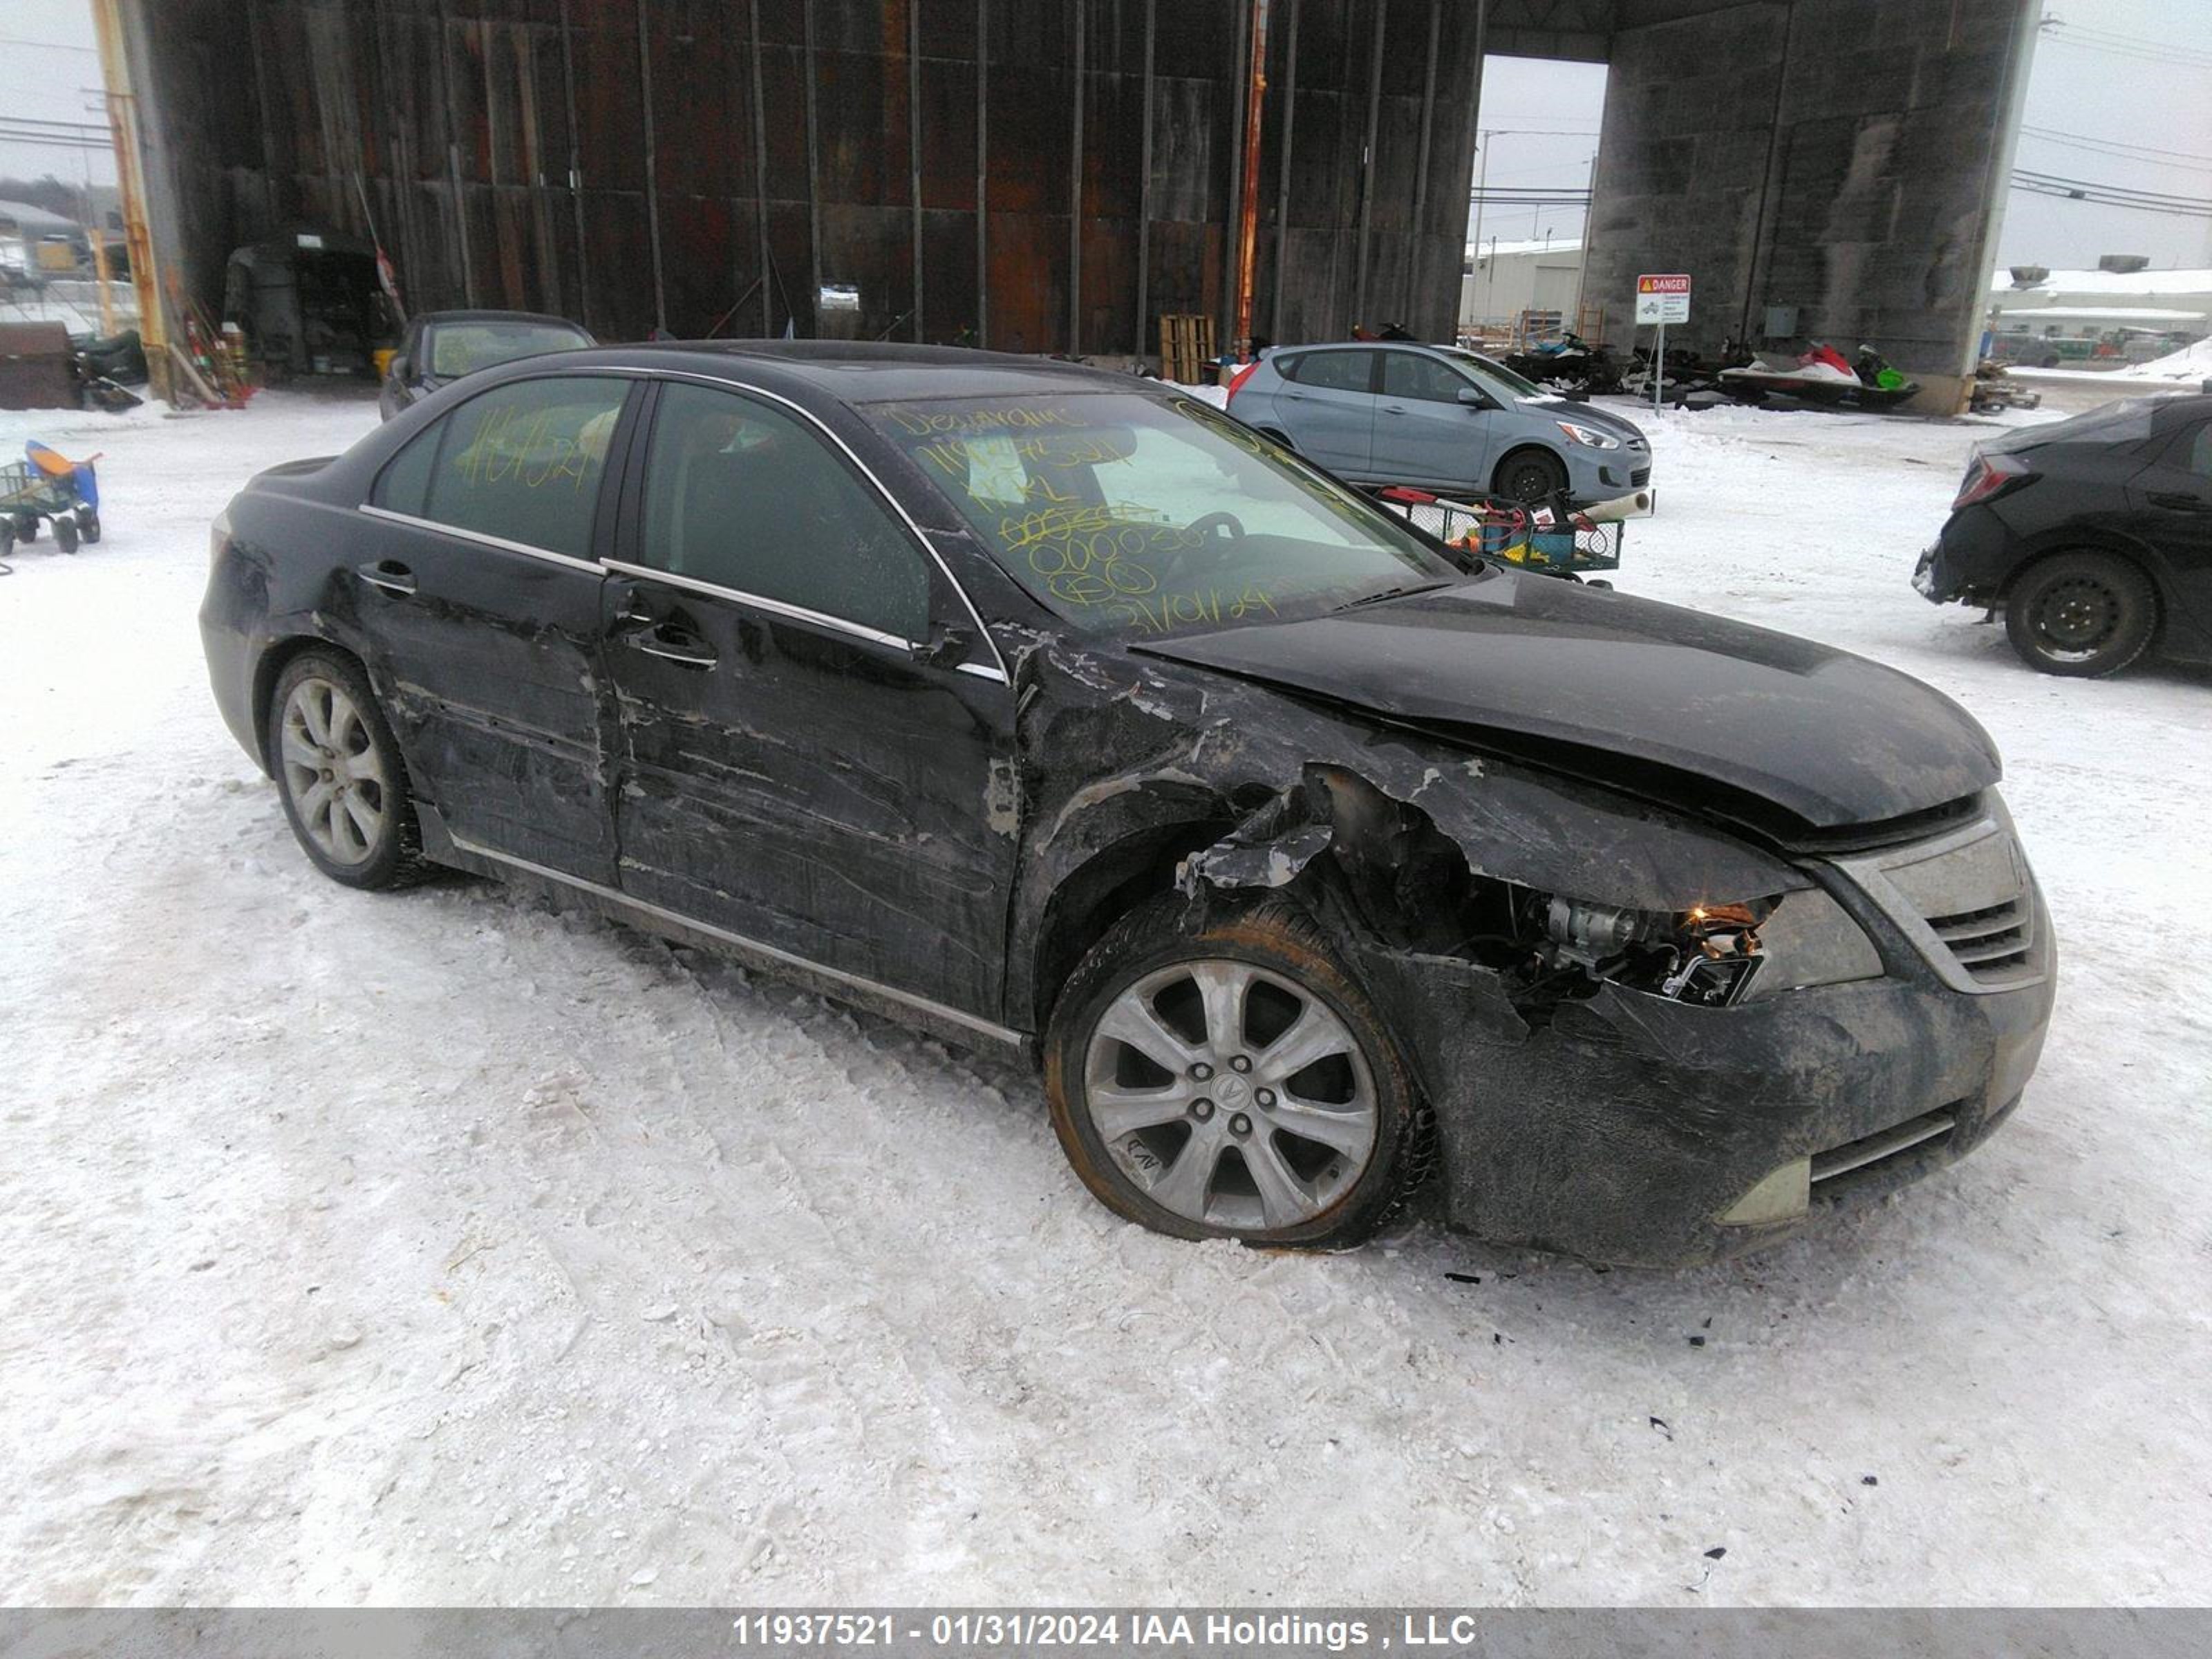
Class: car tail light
1224,360,1260,404
1952,451,2032,511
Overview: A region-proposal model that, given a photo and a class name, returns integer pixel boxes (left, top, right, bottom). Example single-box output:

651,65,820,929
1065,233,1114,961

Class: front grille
1811,1108,1959,1190
1631,466,1651,487
1832,807,2047,995
1924,898,2035,984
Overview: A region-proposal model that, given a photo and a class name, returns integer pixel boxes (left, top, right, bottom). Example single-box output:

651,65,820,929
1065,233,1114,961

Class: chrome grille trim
1811,1110,1958,1184
1829,799,2048,995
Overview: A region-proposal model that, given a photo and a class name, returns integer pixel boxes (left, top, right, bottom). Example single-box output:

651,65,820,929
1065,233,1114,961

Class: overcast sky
3,0,2204,272
1476,0,2212,270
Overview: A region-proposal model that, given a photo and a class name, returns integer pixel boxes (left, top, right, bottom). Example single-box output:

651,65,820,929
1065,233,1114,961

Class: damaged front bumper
1357,865,2054,1267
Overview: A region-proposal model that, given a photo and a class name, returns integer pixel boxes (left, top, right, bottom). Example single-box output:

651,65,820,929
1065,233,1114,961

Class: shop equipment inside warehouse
104,0,2037,409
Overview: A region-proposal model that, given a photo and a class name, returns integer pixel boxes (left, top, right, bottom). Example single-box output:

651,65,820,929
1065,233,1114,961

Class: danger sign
1635,273,1691,325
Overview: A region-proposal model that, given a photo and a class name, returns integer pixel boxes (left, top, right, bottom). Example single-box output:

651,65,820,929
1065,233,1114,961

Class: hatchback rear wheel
1044,897,1429,1248
2004,551,2156,677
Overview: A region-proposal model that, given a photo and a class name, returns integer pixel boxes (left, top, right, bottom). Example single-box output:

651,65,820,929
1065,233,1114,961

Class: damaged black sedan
201,343,2056,1266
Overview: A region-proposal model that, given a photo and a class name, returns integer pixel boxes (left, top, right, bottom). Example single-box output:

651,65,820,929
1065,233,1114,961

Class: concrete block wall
1584,0,2037,406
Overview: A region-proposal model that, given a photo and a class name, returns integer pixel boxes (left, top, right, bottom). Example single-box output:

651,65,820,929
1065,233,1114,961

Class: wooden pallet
1158,313,1217,385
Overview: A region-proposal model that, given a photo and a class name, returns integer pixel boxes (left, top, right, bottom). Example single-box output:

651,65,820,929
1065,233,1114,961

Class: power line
2021,125,2212,169
2040,15,2212,58
2037,31,2212,71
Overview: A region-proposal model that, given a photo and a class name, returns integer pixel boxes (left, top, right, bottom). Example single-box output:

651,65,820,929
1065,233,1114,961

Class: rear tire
265,648,427,890
1494,446,1569,504
79,512,100,545
14,514,37,543
1043,896,1430,1249
2004,550,2157,677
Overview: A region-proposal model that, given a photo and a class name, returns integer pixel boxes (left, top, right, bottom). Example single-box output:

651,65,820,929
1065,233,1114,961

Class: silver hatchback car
1228,341,1653,505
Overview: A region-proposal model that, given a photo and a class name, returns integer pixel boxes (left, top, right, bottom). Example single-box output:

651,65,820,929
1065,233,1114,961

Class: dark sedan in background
203,342,2050,1266
1917,391,2212,675
377,309,596,420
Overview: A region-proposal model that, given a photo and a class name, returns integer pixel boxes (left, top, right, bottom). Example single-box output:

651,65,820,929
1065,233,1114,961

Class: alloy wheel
279,676,390,866
1082,958,1378,1232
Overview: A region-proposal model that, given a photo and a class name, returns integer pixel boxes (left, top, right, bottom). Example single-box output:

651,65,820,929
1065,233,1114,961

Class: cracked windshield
867,395,1455,637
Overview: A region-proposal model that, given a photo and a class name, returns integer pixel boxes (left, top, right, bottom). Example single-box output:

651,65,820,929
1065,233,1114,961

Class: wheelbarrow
0,441,102,554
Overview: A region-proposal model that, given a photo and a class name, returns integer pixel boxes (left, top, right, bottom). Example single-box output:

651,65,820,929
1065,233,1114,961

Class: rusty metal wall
122,0,1483,355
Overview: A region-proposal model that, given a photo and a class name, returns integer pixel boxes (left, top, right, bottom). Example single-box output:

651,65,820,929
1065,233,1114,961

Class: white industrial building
1459,237,1587,337
1989,260,2211,359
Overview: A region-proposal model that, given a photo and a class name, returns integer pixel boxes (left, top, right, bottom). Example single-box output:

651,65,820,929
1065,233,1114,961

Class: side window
396,376,628,559
2182,422,2212,480
637,382,930,642
372,427,437,518
1288,350,1375,394
1382,351,1472,404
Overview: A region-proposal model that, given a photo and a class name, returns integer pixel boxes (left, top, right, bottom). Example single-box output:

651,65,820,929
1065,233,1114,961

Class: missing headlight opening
1541,896,1769,1008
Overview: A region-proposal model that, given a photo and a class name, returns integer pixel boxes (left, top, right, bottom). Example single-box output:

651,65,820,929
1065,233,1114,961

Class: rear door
1376,349,1492,491
599,377,1020,1024
1271,349,1376,475
2127,416,2212,639
355,371,635,881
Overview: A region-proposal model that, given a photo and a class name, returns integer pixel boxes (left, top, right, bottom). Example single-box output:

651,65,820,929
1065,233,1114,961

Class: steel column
750,0,773,336
1133,0,1155,360
1351,0,1386,328
804,0,823,335
1268,0,1300,345
975,0,989,348
557,0,591,330
910,0,925,341
1231,0,1271,357
637,1,667,332
1407,0,1441,324
1068,0,1085,355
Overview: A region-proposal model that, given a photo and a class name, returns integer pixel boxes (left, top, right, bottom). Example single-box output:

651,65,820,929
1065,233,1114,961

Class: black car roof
419,309,592,328
536,339,1146,404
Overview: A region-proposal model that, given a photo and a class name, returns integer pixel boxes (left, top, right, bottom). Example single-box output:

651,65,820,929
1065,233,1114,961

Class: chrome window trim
641,368,1013,684
603,557,915,654
355,360,1013,686
357,503,603,574
447,832,1026,1049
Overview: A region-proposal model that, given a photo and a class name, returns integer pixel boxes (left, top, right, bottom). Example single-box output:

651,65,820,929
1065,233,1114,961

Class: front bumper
1357,853,2056,1267
1565,442,1651,501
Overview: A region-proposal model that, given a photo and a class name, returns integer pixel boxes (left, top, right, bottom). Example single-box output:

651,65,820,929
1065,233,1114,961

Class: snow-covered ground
1,386,2208,1607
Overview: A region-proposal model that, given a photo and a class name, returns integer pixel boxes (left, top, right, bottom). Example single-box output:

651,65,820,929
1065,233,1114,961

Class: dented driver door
599,378,1020,1026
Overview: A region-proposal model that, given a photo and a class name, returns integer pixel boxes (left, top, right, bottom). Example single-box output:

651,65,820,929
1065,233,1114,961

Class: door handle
356,559,415,596
627,626,718,669
2150,491,2211,512
1382,404,1409,415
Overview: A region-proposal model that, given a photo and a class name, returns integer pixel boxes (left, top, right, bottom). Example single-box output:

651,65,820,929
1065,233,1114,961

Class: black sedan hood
1134,573,2000,833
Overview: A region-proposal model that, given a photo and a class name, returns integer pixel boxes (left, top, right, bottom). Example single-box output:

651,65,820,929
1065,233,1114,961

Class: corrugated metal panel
127,0,1482,354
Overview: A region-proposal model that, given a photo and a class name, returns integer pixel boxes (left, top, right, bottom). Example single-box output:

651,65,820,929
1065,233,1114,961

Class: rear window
427,320,593,378
1282,351,1374,393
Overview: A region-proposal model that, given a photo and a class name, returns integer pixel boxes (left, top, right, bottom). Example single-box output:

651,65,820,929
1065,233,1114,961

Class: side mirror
1456,386,1492,409
915,622,975,668
386,354,409,382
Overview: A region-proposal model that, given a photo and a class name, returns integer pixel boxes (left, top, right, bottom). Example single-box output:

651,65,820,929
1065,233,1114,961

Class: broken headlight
1538,888,1884,1008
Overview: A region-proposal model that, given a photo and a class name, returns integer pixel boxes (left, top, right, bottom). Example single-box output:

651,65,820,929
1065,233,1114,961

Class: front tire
1043,897,1428,1248
266,649,424,889
1494,446,1569,504
2004,551,2157,677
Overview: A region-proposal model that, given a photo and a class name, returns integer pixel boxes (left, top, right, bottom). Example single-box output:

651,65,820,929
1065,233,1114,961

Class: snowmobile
1718,341,1922,410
